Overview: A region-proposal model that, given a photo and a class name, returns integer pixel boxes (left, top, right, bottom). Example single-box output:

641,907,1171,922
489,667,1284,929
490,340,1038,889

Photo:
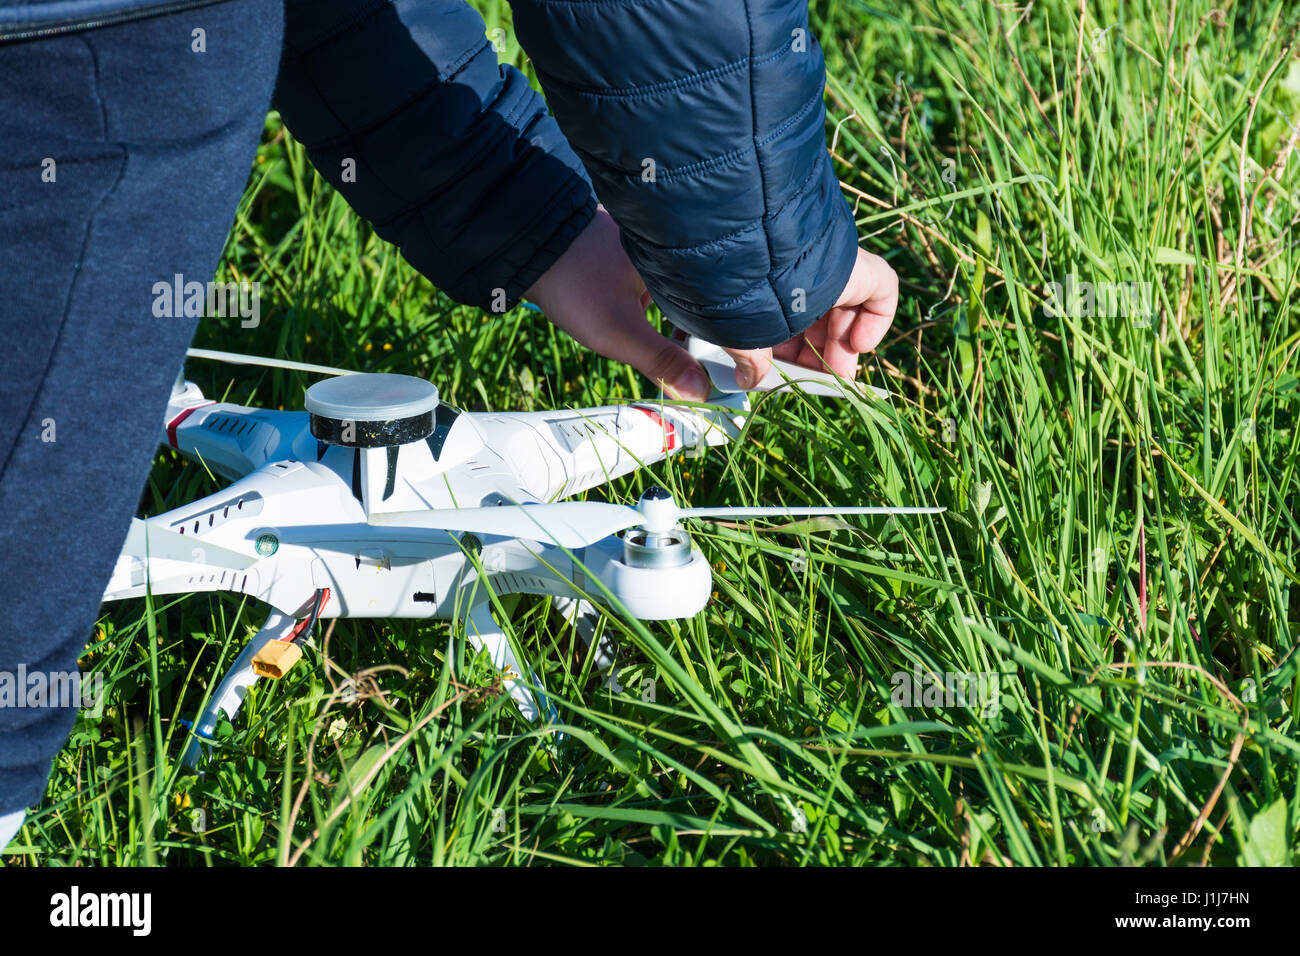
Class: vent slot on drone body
490,571,554,594
201,413,268,452
183,570,253,594
549,418,605,453
170,491,265,536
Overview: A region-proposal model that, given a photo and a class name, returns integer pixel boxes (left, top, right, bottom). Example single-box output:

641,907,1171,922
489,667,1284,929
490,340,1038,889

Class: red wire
279,588,330,642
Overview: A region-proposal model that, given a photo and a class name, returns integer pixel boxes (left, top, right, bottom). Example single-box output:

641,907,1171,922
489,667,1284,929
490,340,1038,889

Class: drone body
101,338,938,758
109,375,723,621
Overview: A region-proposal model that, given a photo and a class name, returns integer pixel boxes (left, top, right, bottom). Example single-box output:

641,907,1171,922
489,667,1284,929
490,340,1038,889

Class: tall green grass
8,0,1299,865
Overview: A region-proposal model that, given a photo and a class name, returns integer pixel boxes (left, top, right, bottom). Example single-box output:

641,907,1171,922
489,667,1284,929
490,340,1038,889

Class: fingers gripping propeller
683,337,890,399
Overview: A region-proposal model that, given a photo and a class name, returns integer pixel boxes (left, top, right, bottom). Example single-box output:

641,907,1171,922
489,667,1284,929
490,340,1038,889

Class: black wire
291,588,326,646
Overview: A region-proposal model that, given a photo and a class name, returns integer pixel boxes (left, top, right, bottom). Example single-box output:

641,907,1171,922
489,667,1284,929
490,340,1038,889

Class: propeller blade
678,506,945,521
186,348,358,378
685,337,889,400
122,518,258,569
372,500,943,549
368,501,643,549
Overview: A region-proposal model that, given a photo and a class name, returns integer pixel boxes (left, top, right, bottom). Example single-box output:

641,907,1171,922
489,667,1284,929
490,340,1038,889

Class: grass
7,0,1300,866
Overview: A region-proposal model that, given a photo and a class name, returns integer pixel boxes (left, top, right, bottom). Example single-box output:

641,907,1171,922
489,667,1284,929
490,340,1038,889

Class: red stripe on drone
634,406,677,452
166,403,212,449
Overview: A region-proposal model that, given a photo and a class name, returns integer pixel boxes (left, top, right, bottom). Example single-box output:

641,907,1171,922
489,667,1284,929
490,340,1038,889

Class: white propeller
368,489,943,549
368,501,642,549
186,347,357,377
677,505,944,521
685,337,890,399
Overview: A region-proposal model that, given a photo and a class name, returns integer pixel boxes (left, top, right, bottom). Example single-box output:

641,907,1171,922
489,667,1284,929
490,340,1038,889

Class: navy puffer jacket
0,0,857,348
511,0,859,348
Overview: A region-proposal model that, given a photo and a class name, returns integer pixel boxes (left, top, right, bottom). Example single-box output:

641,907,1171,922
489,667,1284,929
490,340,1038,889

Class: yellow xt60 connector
251,640,302,679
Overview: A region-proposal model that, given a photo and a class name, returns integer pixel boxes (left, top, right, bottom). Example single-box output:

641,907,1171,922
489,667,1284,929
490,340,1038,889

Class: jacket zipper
0,0,234,44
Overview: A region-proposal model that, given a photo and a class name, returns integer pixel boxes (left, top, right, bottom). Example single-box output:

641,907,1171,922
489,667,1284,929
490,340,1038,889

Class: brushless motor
621,527,694,569
621,486,693,568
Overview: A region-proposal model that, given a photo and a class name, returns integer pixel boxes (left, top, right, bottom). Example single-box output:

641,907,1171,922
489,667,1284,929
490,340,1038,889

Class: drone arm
476,400,744,504
484,537,713,622
101,518,263,606
162,387,311,483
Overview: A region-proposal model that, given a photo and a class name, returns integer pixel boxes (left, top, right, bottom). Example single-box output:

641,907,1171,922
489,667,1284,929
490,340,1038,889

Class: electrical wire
281,587,329,646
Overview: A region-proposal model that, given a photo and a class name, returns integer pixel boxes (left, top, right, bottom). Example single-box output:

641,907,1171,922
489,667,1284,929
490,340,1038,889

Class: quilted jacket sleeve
272,0,596,310
508,0,859,349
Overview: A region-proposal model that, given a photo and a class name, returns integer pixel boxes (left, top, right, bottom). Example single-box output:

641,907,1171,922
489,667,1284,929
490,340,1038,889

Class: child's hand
524,208,713,402
723,248,898,388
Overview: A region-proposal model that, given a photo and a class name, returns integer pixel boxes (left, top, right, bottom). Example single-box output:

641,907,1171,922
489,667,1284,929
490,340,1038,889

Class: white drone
101,337,941,763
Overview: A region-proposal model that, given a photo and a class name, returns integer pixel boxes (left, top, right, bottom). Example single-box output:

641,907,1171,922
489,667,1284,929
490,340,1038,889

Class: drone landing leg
552,597,616,672
182,609,297,767
463,603,555,724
